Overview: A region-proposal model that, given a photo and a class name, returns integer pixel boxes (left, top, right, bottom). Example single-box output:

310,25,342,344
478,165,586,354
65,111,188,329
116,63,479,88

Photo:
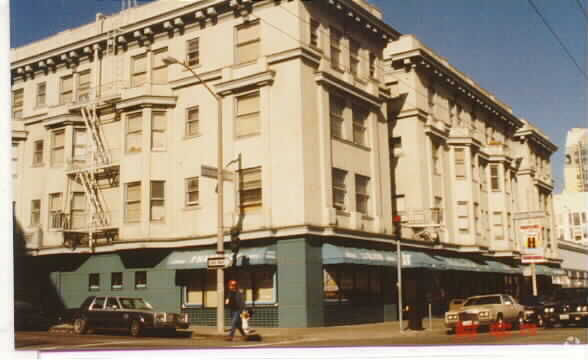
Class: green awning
436,256,485,272
165,246,276,269
534,264,565,276
399,250,445,269
483,260,521,274
322,244,396,266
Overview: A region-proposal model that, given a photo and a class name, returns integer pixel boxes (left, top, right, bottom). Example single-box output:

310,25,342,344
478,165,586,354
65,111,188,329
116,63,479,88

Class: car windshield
119,298,152,310
464,296,501,306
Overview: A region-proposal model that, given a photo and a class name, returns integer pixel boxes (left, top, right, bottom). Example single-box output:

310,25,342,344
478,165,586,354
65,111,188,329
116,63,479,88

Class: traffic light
527,237,536,249
230,227,240,253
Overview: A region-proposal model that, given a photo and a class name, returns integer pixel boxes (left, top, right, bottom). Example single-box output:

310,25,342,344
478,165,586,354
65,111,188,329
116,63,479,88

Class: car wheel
514,313,524,330
130,320,142,337
73,318,87,335
537,315,545,328
496,314,504,329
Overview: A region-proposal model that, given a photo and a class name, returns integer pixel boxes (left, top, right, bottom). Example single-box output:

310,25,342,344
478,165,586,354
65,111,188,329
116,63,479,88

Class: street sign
201,165,233,181
519,224,545,263
207,255,228,269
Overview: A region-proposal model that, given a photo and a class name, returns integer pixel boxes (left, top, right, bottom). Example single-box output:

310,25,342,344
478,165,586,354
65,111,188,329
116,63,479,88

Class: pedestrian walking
225,279,246,341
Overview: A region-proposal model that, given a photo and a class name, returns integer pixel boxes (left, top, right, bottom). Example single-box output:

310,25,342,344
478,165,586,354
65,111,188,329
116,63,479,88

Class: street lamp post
163,56,225,335
393,216,403,332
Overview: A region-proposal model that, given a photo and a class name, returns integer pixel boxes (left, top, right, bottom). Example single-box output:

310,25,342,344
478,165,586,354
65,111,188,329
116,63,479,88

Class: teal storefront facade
31,235,565,328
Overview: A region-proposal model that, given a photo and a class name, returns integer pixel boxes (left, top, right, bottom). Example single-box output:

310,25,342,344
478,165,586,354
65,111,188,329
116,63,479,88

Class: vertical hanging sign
520,224,545,264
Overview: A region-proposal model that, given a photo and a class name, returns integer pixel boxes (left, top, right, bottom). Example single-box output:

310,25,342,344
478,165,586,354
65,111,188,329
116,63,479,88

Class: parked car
448,298,466,312
72,296,190,336
14,300,53,331
544,288,588,328
519,294,557,328
444,294,525,334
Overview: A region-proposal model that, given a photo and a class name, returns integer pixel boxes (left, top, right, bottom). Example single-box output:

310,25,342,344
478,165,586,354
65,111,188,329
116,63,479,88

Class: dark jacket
226,290,245,312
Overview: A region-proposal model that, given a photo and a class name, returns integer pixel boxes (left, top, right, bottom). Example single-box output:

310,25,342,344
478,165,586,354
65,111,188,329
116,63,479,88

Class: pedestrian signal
527,237,537,249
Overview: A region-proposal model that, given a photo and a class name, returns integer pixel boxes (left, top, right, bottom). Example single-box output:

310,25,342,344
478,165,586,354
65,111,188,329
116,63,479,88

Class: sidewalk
49,318,448,343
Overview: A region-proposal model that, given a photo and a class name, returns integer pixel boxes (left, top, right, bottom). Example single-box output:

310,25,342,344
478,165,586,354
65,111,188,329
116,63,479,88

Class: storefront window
204,271,217,306
185,272,203,306
253,270,274,303
324,269,339,301
323,266,384,303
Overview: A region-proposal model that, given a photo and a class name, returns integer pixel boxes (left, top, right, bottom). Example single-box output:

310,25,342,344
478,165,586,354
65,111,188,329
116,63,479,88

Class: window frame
239,167,262,211
151,47,169,85
186,38,200,67
355,174,370,215
352,105,368,147
135,271,147,289
88,273,100,291
36,82,46,107
150,180,165,222
330,94,345,140
77,70,92,102
454,147,466,179
60,74,73,105
493,211,504,240
131,53,148,87
30,199,41,227
349,38,360,77
12,88,24,120
72,128,88,164
51,129,65,167
332,168,347,211
330,27,343,70
49,193,63,229
151,111,167,151
235,90,261,137
126,111,143,153
490,164,501,191
111,272,123,290
33,140,44,166
457,201,469,233
70,192,87,230
235,20,261,65
125,182,142,223
185,106,200,137
185,177,199,207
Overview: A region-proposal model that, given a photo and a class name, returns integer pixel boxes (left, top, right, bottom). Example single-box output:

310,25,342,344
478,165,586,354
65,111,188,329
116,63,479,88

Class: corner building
11,0,562,327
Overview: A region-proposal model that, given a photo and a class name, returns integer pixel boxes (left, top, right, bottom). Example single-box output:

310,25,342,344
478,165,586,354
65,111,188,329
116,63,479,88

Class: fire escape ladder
78,171,109,228
81,105,110,166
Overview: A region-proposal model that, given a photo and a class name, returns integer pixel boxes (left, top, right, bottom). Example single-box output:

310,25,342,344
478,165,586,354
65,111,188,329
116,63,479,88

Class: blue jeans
229,310,245,338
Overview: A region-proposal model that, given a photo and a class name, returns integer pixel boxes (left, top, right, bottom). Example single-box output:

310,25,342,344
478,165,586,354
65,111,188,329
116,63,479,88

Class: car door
104,297,125,330
87,297,106,329
502,295,517,320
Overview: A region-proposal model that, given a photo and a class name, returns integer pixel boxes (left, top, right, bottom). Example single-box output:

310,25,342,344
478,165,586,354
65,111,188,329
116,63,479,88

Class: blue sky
9,0,587,191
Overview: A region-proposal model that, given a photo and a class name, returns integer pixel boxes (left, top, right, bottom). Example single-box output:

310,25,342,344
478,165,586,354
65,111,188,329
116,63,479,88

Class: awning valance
322,244,396,266
165,245,276,269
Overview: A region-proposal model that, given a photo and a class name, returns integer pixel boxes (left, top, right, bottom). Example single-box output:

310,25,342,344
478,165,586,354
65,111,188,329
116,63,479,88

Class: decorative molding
215,70,275,96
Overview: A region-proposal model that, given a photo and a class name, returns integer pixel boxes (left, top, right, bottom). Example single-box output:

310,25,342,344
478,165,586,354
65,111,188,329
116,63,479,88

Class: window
239,167,262,211
151,111,167,150
135,271,147,289
432,141,442,175
36,82,46,107
455,148,466,178
479,160,488,191
77,70,91,102
369,52,377,78
30,200,41,227
49,193,63,229
185,272,204,306
72,128,87,164
330,27,342,69
493,212,504,240
474,202,480,234
434,196,444,223
106,297,120,309
186,38,200,67
60,75,73,104
457,201,469,232
186,106,199,137
310,19,319,48
355,175,370,215
330,94,345,139
152,47,168,84
352,106,368,146
33,140,44,165
70,192,87,229
125,182,141,223
51,130,65,166
150,181,165,222
235,91,260,137
185,177,199,207
349,39,360,76
126,112,143,153
111,272,123,290
236,21,260,64
332,168,347,211
131,53,148,87
89,274,100,291
490,165,501,191
12,89,23,119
